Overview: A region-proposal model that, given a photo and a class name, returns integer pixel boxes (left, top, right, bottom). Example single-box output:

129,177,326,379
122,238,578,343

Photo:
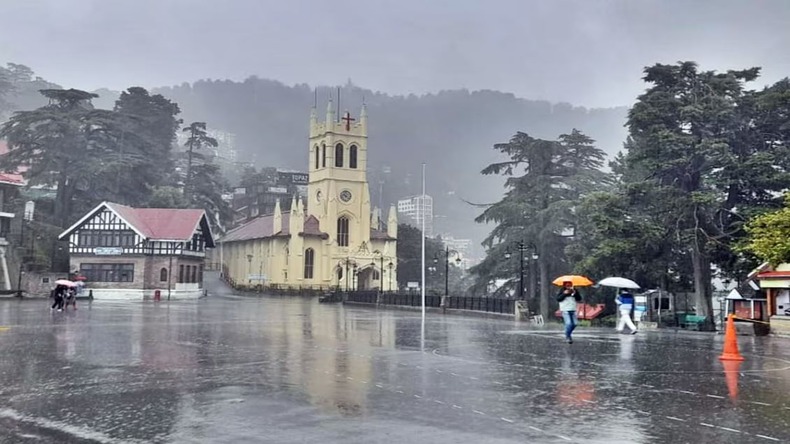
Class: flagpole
421,163,426,320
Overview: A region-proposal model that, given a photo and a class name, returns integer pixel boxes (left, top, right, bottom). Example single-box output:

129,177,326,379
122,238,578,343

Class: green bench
680,314,707,330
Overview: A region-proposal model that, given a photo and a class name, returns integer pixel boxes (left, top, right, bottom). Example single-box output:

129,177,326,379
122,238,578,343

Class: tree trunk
538,257,550,320
185,141,193,202
691,242,715,330
53,175,74,227
529,257,538,304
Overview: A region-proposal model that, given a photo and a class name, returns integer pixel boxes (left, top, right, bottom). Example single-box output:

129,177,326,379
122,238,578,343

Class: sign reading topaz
339,190,352,203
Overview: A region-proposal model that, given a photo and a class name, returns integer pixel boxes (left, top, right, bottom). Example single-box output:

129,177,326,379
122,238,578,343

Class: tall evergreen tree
0,89,136,224
621,62,790,327
182,122,218,202
472,130,608,318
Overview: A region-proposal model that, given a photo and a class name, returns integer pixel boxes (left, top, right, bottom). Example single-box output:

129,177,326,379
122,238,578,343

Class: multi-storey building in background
397,194,433,237
231,169,309,226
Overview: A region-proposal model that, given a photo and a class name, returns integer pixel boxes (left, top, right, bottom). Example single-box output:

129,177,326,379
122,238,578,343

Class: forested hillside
2,64,629,250
152,79,628,248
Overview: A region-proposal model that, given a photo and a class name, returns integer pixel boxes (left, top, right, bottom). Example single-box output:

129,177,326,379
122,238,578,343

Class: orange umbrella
552,275,594,287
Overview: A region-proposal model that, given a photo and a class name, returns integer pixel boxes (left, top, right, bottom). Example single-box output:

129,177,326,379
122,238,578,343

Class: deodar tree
182,121,218,202
621,62,790,327
0,89,134,224
471,130,608,319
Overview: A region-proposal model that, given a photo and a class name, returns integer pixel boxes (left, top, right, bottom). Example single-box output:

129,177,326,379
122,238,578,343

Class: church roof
370,228,395,240
220,213,388,243
221,212,291,243
301,215,329,239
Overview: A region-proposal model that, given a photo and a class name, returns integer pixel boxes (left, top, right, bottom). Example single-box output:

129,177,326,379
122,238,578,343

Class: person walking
50,285,66,312
64,288,77,310
557,281,582,344
616,289,638,334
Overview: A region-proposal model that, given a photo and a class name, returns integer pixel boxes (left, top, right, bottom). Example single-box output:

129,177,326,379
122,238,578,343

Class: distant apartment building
397,194,433,237
231,169,309,226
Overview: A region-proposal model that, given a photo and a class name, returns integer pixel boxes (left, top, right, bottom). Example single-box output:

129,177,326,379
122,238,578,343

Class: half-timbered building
58,202,215,299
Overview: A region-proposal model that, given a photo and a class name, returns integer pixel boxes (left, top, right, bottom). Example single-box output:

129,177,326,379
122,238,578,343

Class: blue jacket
617,292,634,308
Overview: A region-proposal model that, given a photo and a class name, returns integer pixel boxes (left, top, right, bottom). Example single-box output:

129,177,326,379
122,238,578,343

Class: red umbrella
73,275,87,281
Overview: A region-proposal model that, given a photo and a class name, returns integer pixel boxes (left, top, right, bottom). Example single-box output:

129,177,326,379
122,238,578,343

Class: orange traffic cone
721,360,742,403
719,314,744,362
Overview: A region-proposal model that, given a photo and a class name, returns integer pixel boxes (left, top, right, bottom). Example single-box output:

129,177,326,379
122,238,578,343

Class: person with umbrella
616,288,638,334
51,279,75,312
597,277,641,335
50,285,67,312
557,281,583,344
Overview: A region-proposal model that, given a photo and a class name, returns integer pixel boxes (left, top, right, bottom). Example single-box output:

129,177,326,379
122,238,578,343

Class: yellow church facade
219,103,398,291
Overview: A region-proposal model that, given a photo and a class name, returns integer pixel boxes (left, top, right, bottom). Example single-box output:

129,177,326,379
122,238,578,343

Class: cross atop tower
341,111,356,131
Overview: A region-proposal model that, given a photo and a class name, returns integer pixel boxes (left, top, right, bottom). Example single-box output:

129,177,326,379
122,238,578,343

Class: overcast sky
1,0,788,108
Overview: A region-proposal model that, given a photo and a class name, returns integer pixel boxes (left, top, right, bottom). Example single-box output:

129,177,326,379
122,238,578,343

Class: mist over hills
148,78,629,252
4,70,630,254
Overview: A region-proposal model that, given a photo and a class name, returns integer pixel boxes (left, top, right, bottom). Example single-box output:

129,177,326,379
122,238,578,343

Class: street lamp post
340,258,355,292
504,242,531,300
435,246,462,310
388,261,394,292
246,254,253,284
373,251,386,294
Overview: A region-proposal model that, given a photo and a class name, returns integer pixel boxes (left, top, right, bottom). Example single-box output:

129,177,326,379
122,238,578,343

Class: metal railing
345,291,515,315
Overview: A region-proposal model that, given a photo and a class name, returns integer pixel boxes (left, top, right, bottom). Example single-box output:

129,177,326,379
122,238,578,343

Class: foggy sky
1,0,788,108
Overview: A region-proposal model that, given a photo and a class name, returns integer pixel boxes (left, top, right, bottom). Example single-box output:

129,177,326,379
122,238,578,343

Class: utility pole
15,217,24,298
519,242,525,300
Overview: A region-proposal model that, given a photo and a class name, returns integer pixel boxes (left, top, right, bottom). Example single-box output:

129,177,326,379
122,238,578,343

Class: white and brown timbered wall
68,208,144,254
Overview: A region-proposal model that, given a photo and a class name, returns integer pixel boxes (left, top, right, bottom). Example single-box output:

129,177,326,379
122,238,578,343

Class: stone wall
21,272,66,297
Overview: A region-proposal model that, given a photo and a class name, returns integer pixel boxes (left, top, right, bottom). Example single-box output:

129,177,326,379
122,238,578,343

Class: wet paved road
1,276,789,443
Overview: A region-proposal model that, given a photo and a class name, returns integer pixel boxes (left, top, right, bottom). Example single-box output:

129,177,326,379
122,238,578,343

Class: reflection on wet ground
0,276,789,443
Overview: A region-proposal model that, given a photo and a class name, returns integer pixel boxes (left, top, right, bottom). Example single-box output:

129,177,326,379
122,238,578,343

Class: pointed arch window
322,143,326,167
304,248,315,279
314,145,319,169
349,145,358,169
337,216,349,247
335,143,344,167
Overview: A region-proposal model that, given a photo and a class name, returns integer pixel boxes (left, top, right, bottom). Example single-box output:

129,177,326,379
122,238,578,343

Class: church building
219,102,398,291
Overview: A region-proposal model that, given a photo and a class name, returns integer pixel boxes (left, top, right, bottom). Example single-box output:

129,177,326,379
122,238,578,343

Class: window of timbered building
80,263,134,282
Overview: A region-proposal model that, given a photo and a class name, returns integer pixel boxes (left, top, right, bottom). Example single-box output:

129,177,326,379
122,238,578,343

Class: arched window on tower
314,145,319,169
304,248,315,279
160,268,168,282
337,216,349,247
322,143,326,167
335,143,344,167
349,145,358,169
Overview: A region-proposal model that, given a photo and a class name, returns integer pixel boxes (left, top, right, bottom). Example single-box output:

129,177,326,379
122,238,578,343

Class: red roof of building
757,271,790,279
0,141,27,186
0,172,24,186
58,202,214,247
107,203,208,241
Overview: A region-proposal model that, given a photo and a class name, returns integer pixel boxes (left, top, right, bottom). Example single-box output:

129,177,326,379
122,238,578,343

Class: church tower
308,100,371,255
